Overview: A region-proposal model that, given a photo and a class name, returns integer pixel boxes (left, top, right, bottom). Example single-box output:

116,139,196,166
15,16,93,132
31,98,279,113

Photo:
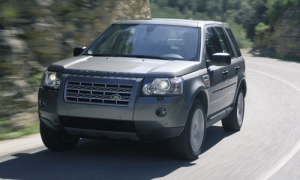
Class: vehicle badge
111,94,122,101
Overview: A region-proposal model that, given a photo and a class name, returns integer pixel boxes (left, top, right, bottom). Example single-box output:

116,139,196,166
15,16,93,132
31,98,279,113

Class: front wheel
222,89,245,131
169,100,206,160
40,121,79,151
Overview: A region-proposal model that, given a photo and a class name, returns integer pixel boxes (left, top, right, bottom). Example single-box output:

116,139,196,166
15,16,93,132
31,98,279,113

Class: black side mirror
73,46,86,56
210,53,231,66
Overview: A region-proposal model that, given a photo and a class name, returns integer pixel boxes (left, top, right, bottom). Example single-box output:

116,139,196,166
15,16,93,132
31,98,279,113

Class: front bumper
38,83,188,141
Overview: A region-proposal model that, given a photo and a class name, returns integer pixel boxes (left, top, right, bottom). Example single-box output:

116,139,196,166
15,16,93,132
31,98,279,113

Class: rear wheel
222,89,245,131
169,100,206,160
40,121,79,151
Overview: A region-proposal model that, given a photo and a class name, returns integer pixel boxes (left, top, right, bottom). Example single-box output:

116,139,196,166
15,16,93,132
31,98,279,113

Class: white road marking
248,68,300,180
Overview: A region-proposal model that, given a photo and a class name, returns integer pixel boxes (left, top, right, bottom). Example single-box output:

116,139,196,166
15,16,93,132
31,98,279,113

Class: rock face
0,0,151,130
253,4,300,59
1,0,151,66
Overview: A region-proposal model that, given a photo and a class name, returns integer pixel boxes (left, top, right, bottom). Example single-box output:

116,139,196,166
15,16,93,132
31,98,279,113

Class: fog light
38,98,46,108
155,107,167,117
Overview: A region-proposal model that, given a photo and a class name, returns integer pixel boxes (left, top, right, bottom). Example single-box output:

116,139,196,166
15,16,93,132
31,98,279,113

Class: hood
48,56,201,77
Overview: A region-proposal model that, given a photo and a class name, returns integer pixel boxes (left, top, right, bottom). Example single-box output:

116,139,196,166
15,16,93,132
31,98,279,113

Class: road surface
1,53,300,180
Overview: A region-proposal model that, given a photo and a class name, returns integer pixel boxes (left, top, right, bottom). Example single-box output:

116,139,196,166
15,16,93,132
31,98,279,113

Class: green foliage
234,0,268,39
267,0,300,26
0,118,39,140
151,2,186,19
150,0,299,43
29,72,43,85
0,3,18,19
226,20,252,48
255,22,270,35
0,2,18,27
151,0,252,48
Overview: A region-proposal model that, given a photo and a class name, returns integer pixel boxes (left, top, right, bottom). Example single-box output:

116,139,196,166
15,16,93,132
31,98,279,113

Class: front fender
181,69,209,124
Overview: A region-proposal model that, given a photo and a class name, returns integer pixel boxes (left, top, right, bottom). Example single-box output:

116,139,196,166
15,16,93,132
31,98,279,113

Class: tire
222,89,245,131
169,100,206,160
40,121,79,151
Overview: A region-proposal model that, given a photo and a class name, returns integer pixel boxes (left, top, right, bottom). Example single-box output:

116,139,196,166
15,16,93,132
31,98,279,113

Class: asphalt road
1,53,300,180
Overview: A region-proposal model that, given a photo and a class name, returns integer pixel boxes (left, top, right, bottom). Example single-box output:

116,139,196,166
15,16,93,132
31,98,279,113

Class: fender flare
234,77,247,103
184,86,209,121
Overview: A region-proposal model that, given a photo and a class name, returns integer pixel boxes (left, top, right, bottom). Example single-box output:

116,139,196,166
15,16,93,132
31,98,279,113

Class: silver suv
38,19,246,160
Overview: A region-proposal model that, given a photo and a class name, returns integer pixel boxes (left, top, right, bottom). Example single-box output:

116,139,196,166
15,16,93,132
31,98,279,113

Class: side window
225,28,242,57
214,27,234,57
205,27,221,60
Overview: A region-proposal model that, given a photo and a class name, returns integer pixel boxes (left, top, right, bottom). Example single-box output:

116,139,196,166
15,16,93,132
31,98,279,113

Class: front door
213,26,238,107
205,26,229,116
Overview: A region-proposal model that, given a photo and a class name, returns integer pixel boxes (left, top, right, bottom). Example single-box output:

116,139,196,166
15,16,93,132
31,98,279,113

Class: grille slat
65,80,133,106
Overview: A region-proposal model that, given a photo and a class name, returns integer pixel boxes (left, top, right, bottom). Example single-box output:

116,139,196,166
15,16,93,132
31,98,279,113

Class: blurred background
0,0,299,140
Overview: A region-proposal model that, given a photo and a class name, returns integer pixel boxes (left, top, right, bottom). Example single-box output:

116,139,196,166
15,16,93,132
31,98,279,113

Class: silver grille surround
64,81,133,106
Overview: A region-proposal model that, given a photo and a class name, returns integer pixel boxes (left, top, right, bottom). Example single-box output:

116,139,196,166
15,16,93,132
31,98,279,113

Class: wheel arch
182,69,210,126
235,77,247,101
194,89,208,116
185,87,209,121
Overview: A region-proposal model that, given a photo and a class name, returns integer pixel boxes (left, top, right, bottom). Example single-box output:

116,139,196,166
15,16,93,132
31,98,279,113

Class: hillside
0,0,299,139
0,0,151,139
252,4,300,60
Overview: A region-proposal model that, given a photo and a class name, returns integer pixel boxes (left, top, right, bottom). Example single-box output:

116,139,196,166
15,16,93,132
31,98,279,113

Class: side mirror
73,46,86,56
210,53,231,66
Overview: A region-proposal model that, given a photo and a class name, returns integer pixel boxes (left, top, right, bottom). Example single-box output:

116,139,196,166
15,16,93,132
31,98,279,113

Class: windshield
85,24,200,61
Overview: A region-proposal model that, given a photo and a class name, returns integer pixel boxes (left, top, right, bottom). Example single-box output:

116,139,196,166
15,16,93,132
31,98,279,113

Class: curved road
1,53,300,180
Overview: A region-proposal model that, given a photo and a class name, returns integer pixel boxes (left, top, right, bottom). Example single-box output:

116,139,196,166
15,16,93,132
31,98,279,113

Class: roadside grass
29,72,43,85
0,118,39,140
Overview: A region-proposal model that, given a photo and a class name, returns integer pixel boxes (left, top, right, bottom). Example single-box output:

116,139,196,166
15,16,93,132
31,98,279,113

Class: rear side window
225,28,242,57
214,27,233,57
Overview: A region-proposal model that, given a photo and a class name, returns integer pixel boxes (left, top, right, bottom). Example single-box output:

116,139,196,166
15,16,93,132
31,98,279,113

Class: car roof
113,18,226,27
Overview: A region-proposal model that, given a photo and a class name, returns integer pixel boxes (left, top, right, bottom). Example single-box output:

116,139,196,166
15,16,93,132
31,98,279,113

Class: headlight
42,71,61,89
142,77,183,96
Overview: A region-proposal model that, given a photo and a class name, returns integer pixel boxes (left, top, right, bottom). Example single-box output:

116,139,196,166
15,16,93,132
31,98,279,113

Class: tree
150,0,299,45
267,0,299,26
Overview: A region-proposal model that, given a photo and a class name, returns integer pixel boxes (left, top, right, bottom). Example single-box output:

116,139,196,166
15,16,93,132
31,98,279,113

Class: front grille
59,116,135,132
64,81,133,106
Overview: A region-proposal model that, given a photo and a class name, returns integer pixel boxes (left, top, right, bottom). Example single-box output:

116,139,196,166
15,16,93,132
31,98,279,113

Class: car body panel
49,56,203,78
38,18,246,142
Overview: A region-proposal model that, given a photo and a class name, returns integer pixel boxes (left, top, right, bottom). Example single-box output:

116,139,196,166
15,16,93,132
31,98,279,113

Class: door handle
235,65,240,73
222,70,228,79
222,70,228,74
